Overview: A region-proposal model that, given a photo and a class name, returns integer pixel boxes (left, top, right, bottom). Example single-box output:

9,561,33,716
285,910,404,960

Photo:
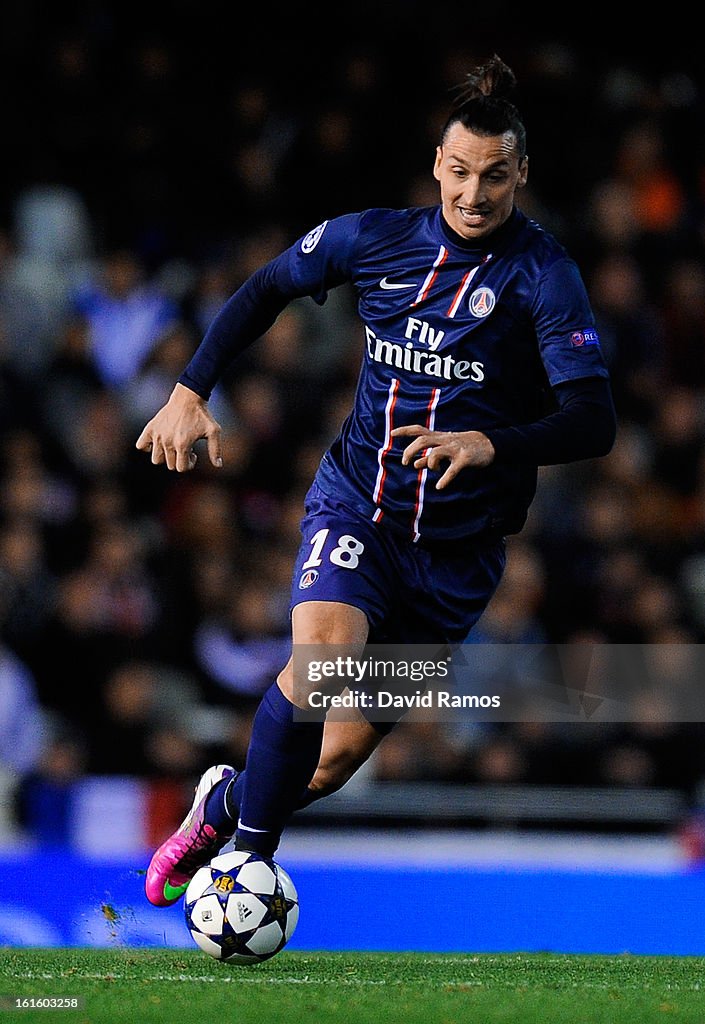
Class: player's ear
517,155,529,188
433,146,443,182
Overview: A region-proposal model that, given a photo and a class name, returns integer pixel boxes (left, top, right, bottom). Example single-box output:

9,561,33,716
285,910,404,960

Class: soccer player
138,55,616,906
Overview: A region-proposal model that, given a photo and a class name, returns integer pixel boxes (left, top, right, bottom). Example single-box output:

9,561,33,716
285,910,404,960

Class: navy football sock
203,773,238,835
218,775,320,824
234,682,324,857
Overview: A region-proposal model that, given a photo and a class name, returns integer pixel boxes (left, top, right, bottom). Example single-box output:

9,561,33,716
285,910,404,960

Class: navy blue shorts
290,481,506,729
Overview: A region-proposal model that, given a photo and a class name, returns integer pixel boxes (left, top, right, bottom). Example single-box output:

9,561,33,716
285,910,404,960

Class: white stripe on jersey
412,387,441,541
447,263,482,318
372,377,399,506
413,245,447,306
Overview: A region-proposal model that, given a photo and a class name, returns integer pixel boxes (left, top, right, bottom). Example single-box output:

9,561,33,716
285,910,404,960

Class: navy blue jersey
180,205,610,543
281,205,608,541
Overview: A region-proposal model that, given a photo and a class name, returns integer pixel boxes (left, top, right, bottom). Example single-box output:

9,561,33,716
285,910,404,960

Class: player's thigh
277,600,369,706
283,492,395,707
292,600,369,646
286,487,397,638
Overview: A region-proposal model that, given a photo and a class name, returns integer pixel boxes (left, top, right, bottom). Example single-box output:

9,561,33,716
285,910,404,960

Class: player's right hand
135,382,224,472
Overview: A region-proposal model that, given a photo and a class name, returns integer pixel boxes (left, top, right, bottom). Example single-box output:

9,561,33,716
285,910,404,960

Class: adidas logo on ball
236,901,253,922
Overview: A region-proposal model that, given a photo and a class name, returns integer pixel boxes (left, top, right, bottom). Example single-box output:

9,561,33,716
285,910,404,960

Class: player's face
433,125,528,240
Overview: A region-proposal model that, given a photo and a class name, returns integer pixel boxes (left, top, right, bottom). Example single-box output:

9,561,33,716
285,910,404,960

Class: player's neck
438,205,519,252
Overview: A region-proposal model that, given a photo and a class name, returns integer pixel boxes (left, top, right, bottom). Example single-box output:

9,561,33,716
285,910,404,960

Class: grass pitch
2,948,705,1024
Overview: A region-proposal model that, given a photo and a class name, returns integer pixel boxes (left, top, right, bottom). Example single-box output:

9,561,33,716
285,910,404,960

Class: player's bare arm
392,424,496,490
135,381,223,472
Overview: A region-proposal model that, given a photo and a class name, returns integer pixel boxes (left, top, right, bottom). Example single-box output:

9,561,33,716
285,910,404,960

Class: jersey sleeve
177,213,362,398
532,256,610,386
283,213,361,303
484,376,616,466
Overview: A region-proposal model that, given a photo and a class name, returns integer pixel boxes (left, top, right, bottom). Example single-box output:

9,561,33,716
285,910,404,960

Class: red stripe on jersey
412,387,441,541
447,265,479,318
446,253,493,317
372,377,399,510
412,246,448,306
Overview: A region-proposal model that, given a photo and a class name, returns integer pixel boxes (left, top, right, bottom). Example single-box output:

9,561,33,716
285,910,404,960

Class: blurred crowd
3,9,705,844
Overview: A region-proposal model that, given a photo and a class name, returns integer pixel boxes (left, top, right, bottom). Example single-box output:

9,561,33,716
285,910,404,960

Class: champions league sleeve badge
301,221,329,254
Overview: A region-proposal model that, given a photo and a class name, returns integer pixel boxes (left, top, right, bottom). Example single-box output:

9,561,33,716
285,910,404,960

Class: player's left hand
391,425,495,490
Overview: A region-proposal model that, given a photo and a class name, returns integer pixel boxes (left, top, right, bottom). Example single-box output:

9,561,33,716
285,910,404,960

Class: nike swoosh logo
379,277,416,290
163,880,189,902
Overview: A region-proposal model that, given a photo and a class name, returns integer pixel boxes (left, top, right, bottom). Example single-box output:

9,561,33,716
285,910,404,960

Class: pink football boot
145,764,236,906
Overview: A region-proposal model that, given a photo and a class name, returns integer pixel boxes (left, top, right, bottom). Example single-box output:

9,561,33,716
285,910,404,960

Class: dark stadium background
2,4,705,953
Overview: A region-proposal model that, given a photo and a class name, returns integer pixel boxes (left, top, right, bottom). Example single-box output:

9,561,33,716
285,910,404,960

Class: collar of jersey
436,204,521,257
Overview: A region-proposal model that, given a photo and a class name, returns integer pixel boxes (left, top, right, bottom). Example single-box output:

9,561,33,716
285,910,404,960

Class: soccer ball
184,850,299,964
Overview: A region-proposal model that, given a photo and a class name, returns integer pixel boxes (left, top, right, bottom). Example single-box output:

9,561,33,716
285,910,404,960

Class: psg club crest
298,569,319,589
468,286,495,318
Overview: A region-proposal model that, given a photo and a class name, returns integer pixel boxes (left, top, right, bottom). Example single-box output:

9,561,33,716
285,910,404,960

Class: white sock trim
223,776,236,820
237,820,269,833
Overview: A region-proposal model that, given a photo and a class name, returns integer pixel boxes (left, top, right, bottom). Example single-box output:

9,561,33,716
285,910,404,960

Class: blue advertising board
2,845,705,955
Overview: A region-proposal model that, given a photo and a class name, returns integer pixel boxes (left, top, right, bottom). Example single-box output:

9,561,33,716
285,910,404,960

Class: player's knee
276,659,295,699
308,760,354,797
276,658,327,709
277,654,353,710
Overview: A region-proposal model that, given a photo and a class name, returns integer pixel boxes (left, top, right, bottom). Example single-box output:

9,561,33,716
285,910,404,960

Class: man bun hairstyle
441,54,527,159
